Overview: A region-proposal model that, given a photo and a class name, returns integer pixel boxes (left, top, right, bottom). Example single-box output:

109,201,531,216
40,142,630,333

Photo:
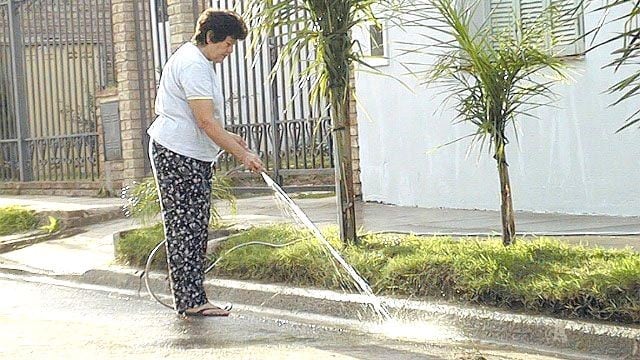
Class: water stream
261,172,392,322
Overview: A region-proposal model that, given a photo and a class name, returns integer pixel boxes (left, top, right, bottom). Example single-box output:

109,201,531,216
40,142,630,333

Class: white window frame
353,20,390,67
483,0,586,56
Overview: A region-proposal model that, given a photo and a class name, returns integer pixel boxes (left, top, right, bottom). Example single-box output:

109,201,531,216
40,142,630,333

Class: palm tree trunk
324,27,358,245
330,89,358,245
494,135,516,246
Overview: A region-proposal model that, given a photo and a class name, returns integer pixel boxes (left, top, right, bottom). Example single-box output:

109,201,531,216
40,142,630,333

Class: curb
0,207,124,254
61,267,640,359
39,206,124,229
0,228,84,254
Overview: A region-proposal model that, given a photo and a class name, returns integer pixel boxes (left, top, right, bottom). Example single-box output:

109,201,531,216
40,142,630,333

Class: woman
147,9,264,317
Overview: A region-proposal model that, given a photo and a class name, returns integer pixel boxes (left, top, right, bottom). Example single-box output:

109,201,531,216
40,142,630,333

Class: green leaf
39,216,60,234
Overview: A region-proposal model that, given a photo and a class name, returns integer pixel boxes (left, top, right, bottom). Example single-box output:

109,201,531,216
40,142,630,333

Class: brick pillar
111,0,147,184
348,70,362,198
167,0,197,53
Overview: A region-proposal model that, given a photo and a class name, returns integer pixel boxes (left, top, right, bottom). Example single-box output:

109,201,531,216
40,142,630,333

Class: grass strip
117,223,640,323
0,206,40,236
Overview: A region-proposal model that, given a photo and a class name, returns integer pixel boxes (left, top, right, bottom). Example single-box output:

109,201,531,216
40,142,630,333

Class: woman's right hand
241,151,265,174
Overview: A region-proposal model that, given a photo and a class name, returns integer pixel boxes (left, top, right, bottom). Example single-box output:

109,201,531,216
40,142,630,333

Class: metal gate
146,0,334,187
0,0,115,182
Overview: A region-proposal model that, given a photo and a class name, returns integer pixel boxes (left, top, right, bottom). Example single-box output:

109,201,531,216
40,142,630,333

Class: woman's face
204,36,236,63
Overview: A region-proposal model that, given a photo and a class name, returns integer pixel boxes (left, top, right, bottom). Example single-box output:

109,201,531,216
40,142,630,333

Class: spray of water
260,172,392,321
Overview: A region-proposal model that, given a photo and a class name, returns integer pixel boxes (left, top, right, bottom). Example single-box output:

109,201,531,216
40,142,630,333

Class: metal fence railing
189,0,334,184
0,0,116,182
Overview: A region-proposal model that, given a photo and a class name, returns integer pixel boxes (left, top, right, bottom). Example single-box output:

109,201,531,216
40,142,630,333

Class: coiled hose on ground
143,233,302,310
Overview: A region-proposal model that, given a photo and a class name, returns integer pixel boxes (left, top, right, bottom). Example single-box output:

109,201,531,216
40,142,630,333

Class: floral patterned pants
150,141,212,313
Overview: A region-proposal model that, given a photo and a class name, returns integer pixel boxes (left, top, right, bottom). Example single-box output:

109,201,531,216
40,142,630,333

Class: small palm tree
121,176,236,227
407,0,569,245
246,0,394,244
589,0,640,132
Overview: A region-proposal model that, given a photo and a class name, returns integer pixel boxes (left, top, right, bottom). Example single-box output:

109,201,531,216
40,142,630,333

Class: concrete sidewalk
227,195,640,250
0,195,121,212
1,194,640,358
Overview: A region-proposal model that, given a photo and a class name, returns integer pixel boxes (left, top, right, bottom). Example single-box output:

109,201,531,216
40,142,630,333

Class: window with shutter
370,24,385,57
489,0,515,37
487,0,584,56
352,20,389,67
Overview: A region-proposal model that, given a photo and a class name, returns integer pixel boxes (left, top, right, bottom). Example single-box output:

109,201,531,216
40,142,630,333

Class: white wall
355,3,640,216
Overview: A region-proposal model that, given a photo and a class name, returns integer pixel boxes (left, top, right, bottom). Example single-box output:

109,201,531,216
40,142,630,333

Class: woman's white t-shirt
147,42,224,162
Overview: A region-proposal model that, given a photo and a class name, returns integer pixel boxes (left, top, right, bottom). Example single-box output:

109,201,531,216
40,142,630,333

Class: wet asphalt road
0,275,583,360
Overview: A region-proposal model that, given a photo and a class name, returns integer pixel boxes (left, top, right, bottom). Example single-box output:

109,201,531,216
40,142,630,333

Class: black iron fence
0,3,19,181
0,0,115,182
212,0,333,181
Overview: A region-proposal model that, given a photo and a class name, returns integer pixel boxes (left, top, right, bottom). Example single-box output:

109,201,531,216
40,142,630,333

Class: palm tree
246,0,393,244
405,0,569,245
589,0,639,132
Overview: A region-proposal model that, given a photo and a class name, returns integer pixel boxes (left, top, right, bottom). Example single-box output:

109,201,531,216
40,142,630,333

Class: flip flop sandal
208,302,233,311
184,305,230,317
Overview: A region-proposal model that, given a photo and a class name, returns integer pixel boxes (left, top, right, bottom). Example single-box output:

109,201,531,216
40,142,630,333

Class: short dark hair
192,9,248,45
